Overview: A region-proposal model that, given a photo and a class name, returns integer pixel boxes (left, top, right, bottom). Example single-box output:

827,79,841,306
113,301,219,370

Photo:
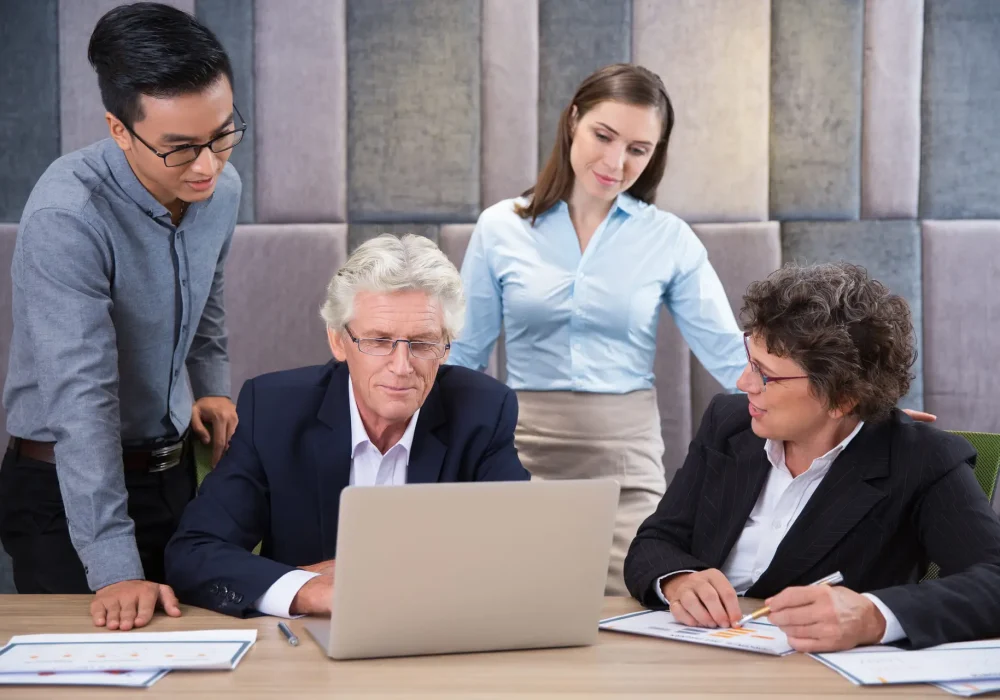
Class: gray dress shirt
3,138,240,590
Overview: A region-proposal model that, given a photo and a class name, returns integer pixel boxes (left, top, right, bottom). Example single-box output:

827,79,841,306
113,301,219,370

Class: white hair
320,234,466,341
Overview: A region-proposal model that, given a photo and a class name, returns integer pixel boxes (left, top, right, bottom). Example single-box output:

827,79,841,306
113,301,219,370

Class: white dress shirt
252,378,419,617
657,421,906,644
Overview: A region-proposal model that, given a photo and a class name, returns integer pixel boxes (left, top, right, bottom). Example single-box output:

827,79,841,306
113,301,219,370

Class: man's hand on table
91,580,182,630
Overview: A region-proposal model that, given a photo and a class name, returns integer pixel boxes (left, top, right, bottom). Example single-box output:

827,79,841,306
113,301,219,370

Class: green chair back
922,430,1000,581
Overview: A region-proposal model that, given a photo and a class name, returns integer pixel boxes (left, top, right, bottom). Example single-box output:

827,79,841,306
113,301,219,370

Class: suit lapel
406,382,447,484
748,421,890,596
312,363,353,557
705,429,770,567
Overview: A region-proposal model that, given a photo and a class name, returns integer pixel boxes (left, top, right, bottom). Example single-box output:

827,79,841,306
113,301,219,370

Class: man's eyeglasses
743,332,808,391
344,326,450,360
126,105,248,167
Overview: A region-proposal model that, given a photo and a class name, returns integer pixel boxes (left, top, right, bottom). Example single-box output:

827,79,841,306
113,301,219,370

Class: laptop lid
305,479,618,660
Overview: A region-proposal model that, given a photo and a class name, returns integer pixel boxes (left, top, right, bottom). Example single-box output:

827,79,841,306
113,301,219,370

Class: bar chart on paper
599,610,794,656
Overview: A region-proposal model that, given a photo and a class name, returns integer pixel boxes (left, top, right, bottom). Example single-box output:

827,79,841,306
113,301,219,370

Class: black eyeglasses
743,332,809,392
344,326,450,360
126,105,248,167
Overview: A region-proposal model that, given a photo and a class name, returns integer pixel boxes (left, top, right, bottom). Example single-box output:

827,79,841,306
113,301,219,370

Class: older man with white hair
164,234,528,618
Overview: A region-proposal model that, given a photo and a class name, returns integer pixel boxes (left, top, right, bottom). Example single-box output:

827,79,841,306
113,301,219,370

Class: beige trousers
514,389,667,596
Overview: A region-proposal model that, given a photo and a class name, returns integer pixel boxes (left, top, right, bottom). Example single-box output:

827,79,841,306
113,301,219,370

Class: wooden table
0,595,958,699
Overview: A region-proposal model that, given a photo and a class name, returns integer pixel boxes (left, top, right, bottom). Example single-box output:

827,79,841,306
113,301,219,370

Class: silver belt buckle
148,442,184,473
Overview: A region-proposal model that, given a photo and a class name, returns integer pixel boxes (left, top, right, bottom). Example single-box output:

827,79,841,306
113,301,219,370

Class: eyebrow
160,111,235,145
595,121,654,147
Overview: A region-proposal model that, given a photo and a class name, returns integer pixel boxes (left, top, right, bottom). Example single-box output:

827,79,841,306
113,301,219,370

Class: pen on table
277,621,299,646
734,571,844,627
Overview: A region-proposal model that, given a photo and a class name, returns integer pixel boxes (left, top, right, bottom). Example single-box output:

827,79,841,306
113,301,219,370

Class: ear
828,397,858,421
569,105,579,137
327,327,348,362
106,112,132,152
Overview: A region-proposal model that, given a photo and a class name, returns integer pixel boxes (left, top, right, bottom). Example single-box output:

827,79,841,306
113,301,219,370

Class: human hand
660,569,742,628
91,580,182,630
767,585,886,652
191,396,239,466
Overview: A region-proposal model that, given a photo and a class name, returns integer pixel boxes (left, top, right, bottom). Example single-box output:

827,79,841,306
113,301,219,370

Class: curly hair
740,262,916,422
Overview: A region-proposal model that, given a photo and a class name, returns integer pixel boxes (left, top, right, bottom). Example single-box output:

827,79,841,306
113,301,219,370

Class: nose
189,146,219,176
388,341,414,374
602,143,626,173
735,364,759,395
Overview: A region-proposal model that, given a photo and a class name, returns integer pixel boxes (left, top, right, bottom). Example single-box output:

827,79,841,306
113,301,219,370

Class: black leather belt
7,434,188,473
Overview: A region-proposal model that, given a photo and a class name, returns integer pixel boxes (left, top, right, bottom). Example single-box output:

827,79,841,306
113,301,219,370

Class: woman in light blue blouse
447,63,746,596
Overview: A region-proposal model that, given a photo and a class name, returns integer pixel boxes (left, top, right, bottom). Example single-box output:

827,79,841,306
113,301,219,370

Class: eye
595,132,611,142
629,147,648,157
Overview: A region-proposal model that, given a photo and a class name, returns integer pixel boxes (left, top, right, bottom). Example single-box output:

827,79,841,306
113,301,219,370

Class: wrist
865,597,887,644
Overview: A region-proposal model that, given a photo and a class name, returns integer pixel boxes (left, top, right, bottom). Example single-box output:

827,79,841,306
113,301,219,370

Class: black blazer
625,393,1000,649
164,361,528,617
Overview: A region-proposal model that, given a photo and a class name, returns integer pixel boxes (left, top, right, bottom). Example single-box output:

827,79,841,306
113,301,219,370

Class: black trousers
0,447,195,593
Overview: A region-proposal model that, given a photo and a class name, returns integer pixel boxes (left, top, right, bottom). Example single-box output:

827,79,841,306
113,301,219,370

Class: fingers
678,588,719,628
118,596,138,631
159,585,183,617
190,409,211,444
767,585,820,612
211,421,227,467
224,414,238,443
90,598,108,628
134,589,157,629
706,570,742,625
104,598,122,631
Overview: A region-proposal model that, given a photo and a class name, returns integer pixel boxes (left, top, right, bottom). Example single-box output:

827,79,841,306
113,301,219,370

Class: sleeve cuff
862,593,907,644
186,360,231,400
78,536,145,591
654,570,698,606
253,570,320,618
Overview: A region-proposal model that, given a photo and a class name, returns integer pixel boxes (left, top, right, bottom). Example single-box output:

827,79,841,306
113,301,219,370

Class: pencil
734,571,844,627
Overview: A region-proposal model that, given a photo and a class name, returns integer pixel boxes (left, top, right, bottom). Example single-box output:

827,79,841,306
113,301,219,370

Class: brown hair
515,63,675,224
740,262,916,423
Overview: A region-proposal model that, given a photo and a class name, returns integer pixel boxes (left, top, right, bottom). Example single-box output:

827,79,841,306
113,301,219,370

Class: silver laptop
303,478,619,660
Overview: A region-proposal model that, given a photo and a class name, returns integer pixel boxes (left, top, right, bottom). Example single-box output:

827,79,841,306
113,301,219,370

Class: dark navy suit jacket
164,361,528,616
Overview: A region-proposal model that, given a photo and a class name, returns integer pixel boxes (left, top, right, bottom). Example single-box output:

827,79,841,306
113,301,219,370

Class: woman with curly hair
625,262,1000,652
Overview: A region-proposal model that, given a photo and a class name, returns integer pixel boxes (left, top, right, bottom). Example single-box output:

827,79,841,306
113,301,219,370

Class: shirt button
772,520,782,530
753,569,762,578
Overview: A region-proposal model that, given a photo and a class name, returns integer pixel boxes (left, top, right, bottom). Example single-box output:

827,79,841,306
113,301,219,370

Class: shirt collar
542,192,641,221
347,376,420,458
764,419,865,479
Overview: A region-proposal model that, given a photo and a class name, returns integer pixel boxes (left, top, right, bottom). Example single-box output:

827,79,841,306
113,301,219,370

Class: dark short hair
87,2,233,129
740,262,916,422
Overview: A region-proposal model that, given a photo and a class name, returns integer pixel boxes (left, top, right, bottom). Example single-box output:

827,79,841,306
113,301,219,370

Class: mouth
593,172,619,187
184,176,216,192
380,386,415,395
748,400,767,419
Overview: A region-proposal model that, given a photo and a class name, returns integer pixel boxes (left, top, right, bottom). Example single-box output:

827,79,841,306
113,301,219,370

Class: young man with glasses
163,235,528,618
1,3,243,629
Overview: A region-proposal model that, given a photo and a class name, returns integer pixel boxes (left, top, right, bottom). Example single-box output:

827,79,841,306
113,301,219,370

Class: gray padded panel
0,0,59,222
347,0,481,222
482,0,539,208
782,220,923,410
922,220,1000,432
919,0,1000,219
689,222,781,423
654,311,692,484
538,0,632,167
347,224,440,255
770,0,864,220
254,0,346,223
224,225,348,398
59,0,195,153
633,0,770,223
439,224,505,382
196,0,256,223
861,0,923,219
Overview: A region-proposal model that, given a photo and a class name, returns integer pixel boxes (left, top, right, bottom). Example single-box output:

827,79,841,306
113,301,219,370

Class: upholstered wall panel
782,220,923,410
255,0,346,223
0,0,59,223
224,225,347,396
0,224,18,447
347,0,481,222
347,224,440,254
538,0,632,166
861,0,923,219
633,0,770,223
482,0,538,209
654,314,692,482
439,224,505,381
59,0,195,154
196,0,255,224
922,220,1000,431
689,223,781,422
920,0,1000,219
770,0,864,220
